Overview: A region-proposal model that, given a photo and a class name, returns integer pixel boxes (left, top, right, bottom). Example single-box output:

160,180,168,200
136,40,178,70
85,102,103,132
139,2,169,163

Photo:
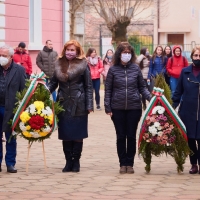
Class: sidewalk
0,90,200,200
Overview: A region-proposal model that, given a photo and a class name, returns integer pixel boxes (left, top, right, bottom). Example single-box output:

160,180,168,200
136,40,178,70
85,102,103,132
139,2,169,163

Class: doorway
167,34,184,48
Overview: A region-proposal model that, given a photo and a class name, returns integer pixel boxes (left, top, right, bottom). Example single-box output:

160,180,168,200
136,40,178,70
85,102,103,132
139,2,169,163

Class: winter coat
136,54,150,79
36,46,58,78
87,57,103,79
101,58,113,80
1,61,26,132
13,49,32,75
166,45,188,78
48,57,93,117
104,62,151,113
173,64,200,139
148,56,167,79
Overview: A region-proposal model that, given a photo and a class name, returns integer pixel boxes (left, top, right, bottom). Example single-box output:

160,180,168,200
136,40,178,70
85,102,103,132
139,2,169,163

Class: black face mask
192,59,200,67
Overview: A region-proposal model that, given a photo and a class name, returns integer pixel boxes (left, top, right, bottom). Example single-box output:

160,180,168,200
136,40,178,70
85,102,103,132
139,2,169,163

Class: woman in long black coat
104,42,151,174
48,40,93,173
173,46,200,174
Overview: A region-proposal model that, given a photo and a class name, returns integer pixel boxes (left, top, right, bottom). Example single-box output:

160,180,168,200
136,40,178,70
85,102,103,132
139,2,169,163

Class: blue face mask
145,52,149,56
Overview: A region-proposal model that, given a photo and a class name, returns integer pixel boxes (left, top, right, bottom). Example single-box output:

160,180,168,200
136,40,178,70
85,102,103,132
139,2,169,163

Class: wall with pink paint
4,0,63,74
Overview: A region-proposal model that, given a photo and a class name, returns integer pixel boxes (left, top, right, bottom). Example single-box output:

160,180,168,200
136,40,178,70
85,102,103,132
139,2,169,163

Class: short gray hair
0,44,14,56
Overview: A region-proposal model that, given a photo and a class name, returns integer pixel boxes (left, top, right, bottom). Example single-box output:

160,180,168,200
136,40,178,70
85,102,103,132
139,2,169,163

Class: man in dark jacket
0,45,26,173
36,40,58,101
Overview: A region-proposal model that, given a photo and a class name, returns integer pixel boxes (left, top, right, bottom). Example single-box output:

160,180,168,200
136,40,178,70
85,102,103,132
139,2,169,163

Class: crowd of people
0,39,200,175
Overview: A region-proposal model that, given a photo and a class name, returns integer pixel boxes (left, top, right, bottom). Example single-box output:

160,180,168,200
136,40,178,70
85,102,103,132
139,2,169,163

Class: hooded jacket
36,46,58,78
13,48,32,75
166,45,188,78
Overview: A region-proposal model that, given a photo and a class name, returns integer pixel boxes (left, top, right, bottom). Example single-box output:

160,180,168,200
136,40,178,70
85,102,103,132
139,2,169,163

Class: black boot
62,141,73,172
72,142,83,172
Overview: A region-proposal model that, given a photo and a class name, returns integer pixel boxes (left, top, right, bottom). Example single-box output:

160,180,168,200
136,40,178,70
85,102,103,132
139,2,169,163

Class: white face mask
0,56,9,66
121,53,132,63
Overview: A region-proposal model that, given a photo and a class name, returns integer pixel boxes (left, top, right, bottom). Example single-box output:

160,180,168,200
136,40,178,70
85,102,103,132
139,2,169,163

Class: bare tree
68,0,84,39
88,0,165,44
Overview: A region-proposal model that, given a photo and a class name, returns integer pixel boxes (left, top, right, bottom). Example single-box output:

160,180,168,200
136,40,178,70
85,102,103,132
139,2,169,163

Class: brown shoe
189,164,198,174
127,166,134,174
119,166,126,174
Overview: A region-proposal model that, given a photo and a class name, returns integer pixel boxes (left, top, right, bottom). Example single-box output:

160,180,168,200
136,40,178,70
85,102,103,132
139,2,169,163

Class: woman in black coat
173,46,200,174
104,42,151,174
48,40,93,173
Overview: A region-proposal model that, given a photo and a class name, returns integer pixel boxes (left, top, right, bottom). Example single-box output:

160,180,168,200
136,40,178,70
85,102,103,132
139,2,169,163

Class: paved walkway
0,90,200,200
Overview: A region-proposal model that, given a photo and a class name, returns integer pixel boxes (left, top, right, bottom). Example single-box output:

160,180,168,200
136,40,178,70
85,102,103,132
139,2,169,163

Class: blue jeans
92,78,100,105
170,77,179,97
46,78,57,102
0,106,17,166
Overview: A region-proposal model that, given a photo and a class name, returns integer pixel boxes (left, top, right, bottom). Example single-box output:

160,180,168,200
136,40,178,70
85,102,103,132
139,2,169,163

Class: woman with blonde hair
48,40,93,173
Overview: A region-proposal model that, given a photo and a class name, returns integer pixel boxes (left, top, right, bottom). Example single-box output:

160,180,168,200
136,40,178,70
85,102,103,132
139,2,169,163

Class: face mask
145,52,149,56
121,53,132,63
107,55,112,62
0,56,9,66
65,51,76,60
192,59,200,67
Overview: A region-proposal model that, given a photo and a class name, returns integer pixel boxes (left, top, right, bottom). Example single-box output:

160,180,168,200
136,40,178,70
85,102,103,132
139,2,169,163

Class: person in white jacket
136,47,151,109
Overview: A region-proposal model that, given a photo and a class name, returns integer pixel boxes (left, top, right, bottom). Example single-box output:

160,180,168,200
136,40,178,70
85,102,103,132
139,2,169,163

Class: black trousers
188,138,200,165
111,109,142,167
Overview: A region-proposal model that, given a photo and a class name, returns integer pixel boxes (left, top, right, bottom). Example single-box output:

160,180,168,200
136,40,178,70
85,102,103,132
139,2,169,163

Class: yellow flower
40,114,44,117
39,132,48,137
22,131,32,138
48,114,54,125
33,101,44,111
20,112,31,123
26,125,31,130
37,109,41,114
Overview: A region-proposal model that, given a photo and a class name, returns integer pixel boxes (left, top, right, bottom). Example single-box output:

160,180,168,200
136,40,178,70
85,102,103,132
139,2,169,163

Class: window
28,0,43,50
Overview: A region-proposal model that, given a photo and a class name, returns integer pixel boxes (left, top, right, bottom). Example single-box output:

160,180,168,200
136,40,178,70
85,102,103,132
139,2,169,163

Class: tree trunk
70,12,75,39
107,18,131,46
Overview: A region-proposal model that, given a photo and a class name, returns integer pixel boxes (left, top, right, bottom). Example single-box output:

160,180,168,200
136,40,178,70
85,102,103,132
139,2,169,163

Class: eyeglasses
193,54,200,58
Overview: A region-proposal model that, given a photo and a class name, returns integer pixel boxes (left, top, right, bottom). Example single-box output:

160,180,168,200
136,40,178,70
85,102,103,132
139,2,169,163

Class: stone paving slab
0,90,200,200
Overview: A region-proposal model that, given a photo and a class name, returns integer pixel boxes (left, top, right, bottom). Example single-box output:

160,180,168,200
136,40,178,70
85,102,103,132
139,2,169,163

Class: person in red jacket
86,48,103,110
166,45,188,97
13,42,32,79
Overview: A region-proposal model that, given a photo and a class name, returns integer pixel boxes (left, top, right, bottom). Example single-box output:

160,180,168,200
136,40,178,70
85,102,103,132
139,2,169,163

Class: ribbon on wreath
12,72,57,135
138,87,187,147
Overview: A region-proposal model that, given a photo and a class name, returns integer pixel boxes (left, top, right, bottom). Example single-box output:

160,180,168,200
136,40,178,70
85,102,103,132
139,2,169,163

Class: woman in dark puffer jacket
104,42,151,174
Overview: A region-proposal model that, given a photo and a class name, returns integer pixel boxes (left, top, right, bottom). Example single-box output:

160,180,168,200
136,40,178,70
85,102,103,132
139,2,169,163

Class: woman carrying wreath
173,46,200,174
104,42,151,174
48,40,93,173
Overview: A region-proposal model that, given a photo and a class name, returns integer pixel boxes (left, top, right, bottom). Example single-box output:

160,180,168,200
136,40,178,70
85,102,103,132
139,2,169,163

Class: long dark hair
152,45,165,63
86,47,96,57
103,49,114,64
113,42,136,66
164,45,172,58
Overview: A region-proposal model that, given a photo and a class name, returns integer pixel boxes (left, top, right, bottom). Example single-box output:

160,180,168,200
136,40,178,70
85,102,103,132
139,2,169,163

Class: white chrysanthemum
154,122,160,127
158,107,165,114
45,106,53,115
157,131,163,136
42,126,51,133
19,122,26,131
157,126,163,131
30,132,41,138
12,131,17,136
152,107,158,114
149,126,157,135
28,104,36,115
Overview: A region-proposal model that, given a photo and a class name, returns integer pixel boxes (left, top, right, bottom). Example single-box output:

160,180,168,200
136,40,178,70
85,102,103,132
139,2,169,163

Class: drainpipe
63,0,66,45
157,0,160,45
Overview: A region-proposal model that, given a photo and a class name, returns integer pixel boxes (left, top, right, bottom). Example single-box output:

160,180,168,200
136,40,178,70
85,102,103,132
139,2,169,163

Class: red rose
29,115,45,130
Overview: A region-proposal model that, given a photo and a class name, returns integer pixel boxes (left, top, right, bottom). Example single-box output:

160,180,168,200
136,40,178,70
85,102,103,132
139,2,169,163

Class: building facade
154,0,200,51
0,0,70,72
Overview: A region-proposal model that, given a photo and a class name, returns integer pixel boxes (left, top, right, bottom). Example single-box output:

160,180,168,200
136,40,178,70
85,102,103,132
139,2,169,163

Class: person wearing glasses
173,46,200,174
